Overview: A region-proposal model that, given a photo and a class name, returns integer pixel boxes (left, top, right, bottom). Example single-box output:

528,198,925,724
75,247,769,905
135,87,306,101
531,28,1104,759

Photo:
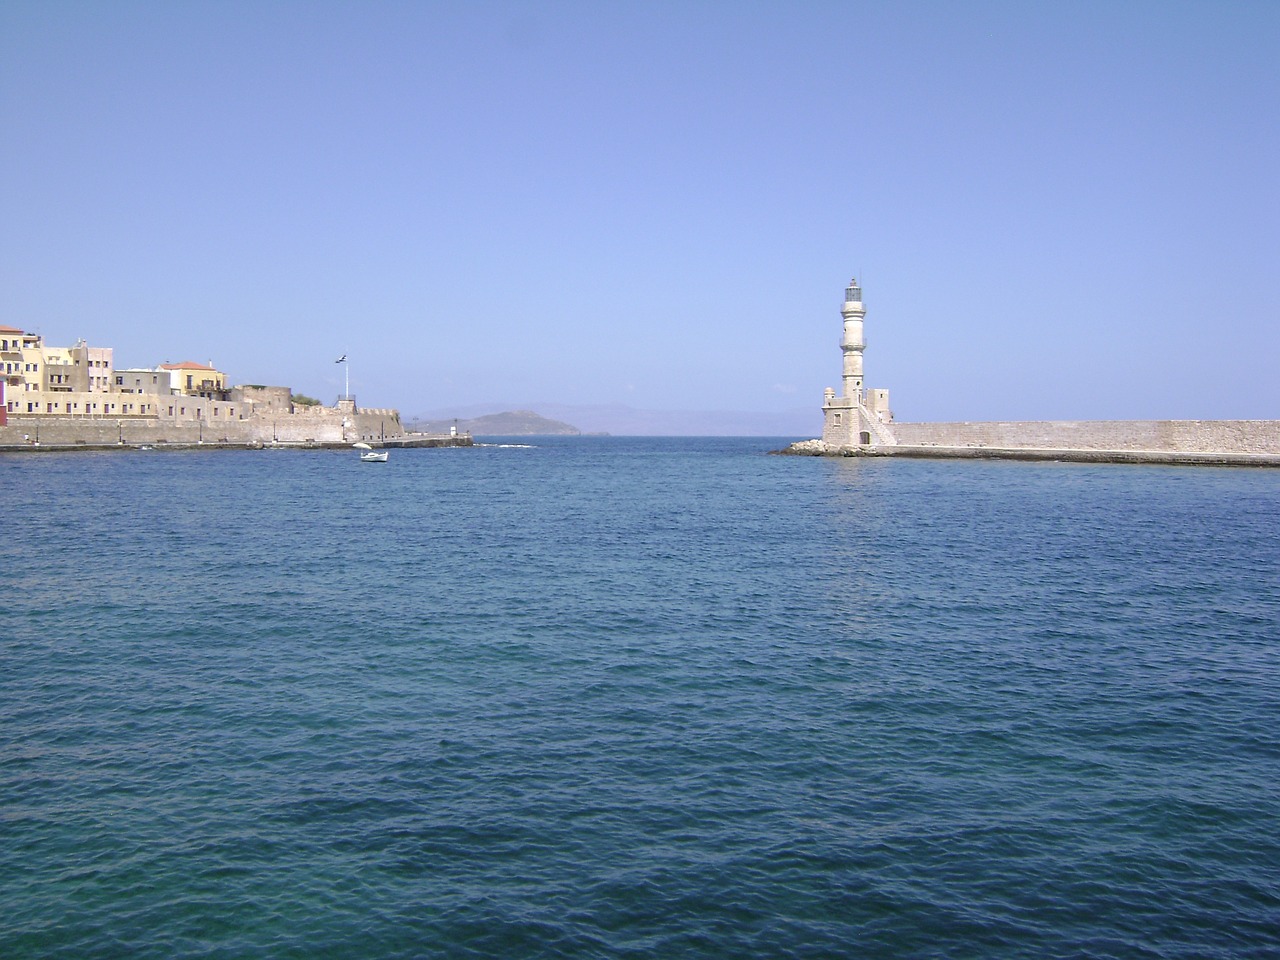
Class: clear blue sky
3,0,1277,422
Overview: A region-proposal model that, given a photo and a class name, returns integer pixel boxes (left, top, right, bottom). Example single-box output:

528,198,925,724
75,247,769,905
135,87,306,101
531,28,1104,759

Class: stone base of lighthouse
822,389,895,447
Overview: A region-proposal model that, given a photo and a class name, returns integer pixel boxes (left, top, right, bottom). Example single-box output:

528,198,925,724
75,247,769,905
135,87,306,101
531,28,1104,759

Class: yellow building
160,361,228,399
2,325,46,416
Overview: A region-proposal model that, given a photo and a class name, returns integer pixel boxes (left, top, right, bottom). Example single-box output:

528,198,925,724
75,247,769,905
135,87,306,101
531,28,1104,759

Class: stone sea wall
781,420,1280,466
889,420,1280,456
0,409,405,447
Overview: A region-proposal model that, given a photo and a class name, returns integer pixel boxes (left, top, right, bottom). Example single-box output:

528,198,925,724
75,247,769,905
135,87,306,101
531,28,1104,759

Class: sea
2,436,1278,959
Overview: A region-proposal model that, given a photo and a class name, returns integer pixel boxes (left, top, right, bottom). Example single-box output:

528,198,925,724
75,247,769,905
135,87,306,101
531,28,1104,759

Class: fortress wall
890,420,1280,455
351,411,404,442
232,385,291,413
255,417,342,443
0,408,404,447
0,418,230,446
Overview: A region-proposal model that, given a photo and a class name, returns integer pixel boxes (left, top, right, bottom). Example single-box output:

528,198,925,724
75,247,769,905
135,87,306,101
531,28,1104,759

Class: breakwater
782,419,1280,467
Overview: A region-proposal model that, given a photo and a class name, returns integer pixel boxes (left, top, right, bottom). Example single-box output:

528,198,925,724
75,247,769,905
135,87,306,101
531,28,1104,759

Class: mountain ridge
408,409,581,436
408,402,819,437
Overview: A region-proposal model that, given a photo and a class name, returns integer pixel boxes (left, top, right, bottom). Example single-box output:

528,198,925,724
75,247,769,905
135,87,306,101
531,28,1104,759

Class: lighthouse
839,278,865,399
822,278,892,447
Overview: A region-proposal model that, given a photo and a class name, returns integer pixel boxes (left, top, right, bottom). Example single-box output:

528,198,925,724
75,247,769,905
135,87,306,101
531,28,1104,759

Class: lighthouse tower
822,278,893,447
838,278,865,398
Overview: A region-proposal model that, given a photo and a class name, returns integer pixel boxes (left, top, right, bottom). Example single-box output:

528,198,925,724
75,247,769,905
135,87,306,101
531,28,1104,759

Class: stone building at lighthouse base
821,386,894,448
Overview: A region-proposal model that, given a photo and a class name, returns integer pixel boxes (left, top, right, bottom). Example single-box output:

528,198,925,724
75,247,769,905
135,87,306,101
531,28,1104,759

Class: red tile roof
160,361,219,371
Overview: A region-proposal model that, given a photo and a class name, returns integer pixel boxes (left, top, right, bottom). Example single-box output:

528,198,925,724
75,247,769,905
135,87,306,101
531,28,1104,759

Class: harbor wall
0,408,406,447
888,420,1280,456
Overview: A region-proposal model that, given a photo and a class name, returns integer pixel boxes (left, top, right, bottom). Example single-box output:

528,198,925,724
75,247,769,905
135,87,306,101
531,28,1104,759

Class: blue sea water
2,437,1279,959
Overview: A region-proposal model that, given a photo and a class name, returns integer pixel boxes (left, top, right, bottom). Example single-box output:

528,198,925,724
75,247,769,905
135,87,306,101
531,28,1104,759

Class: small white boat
354,442,389,463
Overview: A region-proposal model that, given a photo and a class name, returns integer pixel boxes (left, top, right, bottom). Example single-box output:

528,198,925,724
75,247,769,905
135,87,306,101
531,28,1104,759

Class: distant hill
408,409,581,436
409,402,819,437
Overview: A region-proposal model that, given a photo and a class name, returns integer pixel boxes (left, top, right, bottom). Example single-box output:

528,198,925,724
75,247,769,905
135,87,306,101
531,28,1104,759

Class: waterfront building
0,330,229,420
0,326,407,445
2,326,44,417
1,325,21,423
115,367,177,396
160,361,229,399
821,279,893,447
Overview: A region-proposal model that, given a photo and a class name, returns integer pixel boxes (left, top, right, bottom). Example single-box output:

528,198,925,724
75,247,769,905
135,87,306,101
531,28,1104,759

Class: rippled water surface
3,438,1279,958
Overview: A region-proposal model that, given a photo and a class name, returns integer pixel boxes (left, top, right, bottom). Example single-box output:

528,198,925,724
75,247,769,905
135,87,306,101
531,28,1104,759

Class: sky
2,0,1277,426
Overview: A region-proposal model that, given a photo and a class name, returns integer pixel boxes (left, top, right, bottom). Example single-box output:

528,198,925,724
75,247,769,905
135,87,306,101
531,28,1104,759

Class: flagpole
336,354,350,402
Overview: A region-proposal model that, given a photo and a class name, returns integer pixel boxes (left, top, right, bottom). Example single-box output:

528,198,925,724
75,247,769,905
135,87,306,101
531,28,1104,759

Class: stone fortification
234,385,291,413
783,420,1280,466
890,420,1280,456
0,407,409,448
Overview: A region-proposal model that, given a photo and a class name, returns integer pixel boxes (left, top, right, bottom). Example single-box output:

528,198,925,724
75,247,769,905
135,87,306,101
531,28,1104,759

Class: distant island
409,403,817,436
407,410,582,436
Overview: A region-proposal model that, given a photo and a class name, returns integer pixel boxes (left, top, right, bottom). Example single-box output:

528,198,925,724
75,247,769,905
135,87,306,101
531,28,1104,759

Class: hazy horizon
3,2,1277,423
407,401,821,437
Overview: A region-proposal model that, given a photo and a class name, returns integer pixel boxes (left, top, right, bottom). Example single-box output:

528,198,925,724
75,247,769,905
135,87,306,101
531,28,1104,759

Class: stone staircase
857,400,897,446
